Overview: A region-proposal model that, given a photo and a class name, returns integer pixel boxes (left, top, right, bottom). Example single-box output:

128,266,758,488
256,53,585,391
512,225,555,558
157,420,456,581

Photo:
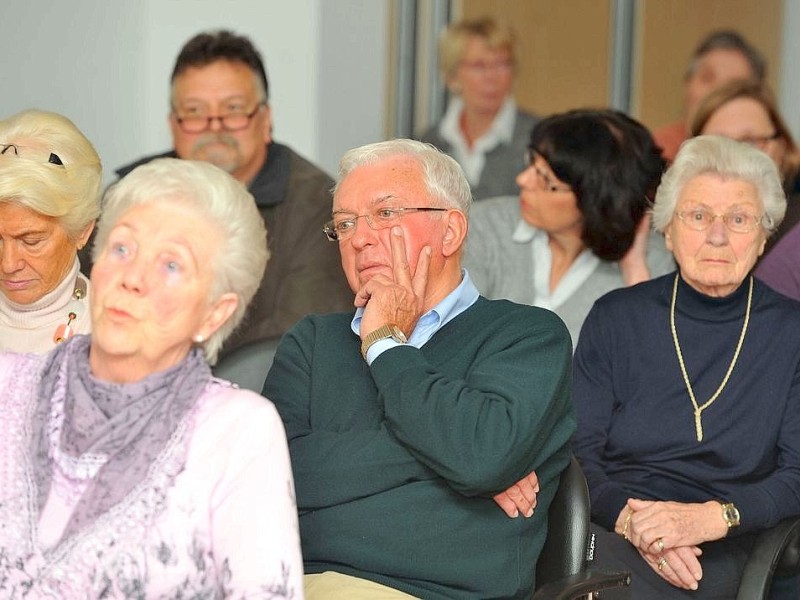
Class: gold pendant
694,409,703,442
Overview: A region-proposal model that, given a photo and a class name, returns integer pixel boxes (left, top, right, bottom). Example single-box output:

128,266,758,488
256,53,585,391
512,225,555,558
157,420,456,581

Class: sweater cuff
727,488,780,535
364,338,404,365
591,486,631,532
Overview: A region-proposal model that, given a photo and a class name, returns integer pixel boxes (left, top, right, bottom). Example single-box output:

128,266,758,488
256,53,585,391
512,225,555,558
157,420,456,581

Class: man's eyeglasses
676,208,764,234
173,102,265,134
1,143,63,166
323,206,448,242
523,149,572,193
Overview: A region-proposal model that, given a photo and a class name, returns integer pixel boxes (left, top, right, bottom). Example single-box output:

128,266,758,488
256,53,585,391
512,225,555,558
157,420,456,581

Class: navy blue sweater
575,272,800,535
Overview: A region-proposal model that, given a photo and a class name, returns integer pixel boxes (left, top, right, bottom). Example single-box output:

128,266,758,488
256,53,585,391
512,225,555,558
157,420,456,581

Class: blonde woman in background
419,17,538,200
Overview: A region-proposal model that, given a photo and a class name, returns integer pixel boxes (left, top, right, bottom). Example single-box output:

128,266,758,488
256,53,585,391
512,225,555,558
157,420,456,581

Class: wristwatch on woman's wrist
720,501,741,528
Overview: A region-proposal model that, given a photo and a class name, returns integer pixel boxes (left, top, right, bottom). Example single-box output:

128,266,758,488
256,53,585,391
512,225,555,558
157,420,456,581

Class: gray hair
652,135,786,235
334,139,473,216
93,158,268,363
0,109,102,240
686,30,766,83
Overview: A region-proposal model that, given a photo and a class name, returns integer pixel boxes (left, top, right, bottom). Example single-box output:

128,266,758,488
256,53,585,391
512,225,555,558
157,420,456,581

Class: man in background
653,30,766,162
110,30,352,356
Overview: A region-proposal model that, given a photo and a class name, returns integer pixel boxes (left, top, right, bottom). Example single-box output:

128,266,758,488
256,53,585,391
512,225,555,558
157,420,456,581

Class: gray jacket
464,195,675,348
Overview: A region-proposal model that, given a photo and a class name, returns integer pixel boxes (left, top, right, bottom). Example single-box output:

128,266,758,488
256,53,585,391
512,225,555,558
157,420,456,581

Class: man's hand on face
356,226,431,339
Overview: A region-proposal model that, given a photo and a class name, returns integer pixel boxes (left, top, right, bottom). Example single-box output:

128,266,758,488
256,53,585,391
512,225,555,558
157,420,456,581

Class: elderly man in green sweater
263,139,575,599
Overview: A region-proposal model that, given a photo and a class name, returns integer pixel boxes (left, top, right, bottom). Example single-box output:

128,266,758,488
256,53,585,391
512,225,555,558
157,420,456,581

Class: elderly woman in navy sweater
574,135,800,598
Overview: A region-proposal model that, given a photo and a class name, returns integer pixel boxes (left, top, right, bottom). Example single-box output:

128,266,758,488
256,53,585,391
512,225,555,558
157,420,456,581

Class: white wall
0,0,388,184
318,1,389,175
3,0,795,183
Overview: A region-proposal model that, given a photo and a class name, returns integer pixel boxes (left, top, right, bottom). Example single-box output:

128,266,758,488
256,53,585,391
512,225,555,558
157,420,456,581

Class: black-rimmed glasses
173,102,266,134
323,206,448,242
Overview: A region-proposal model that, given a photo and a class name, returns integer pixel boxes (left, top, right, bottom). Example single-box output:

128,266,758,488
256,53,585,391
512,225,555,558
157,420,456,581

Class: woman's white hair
93,158,268,364
334,139,473,216
653,135,786,235
0,109,102,239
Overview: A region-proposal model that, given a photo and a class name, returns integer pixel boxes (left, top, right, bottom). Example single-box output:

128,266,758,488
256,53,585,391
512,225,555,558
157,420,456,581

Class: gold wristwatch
720,502,741,528
360,324,407,360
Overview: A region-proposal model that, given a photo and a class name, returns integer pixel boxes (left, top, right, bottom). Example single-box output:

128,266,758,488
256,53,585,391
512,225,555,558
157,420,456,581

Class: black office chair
531,456,631,599
737,516,800,599
212,337,280,393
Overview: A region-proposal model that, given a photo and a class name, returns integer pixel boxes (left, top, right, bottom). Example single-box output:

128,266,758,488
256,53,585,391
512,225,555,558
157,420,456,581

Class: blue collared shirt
352,270,480,365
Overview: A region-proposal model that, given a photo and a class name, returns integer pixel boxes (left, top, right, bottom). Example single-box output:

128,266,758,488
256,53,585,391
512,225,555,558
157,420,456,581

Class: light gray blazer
464,195,675,349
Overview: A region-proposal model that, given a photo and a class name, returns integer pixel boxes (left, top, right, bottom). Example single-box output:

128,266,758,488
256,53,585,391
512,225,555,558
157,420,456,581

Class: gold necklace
669,273,753,442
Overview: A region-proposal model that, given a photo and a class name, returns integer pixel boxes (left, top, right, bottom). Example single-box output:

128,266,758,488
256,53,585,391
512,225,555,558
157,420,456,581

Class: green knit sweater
263,297,575,599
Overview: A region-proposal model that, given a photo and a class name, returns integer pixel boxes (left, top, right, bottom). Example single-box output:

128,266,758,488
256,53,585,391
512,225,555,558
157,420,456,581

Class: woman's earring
194,334,205,344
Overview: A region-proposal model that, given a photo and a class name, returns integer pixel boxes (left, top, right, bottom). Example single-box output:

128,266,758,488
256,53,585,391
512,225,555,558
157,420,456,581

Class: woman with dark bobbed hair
466,109,674,345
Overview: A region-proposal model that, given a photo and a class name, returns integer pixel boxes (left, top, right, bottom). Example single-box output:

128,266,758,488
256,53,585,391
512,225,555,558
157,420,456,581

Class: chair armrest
531,569,631,600
736,516,800,600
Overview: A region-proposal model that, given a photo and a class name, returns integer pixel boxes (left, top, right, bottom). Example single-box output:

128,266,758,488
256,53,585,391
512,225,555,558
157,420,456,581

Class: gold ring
656,538,665,553
657,557,668,571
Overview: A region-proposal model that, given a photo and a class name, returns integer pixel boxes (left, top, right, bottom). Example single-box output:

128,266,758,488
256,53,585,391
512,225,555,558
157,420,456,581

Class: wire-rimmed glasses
676,208,764,234
323,206,448,241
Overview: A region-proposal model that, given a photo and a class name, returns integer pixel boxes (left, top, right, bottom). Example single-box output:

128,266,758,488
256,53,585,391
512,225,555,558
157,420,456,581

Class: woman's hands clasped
615,498,730,591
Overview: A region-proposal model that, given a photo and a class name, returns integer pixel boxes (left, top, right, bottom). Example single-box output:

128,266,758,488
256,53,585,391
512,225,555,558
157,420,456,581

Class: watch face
390,325,408,343
723,504,740,526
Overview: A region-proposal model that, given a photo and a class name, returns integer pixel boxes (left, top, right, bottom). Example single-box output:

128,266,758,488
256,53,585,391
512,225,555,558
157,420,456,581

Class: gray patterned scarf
31,334,211,541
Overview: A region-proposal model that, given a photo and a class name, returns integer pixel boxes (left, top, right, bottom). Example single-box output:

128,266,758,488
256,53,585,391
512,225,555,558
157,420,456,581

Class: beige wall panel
634,0,783,130
461,0,612,117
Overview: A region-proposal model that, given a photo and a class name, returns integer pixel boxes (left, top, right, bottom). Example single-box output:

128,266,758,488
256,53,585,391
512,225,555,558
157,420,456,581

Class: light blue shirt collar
352,270,480,363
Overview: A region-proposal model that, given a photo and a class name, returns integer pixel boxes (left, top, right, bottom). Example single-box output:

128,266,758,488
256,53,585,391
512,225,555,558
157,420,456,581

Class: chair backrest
535,455,592,590
736,516,800,599
212,338,280,393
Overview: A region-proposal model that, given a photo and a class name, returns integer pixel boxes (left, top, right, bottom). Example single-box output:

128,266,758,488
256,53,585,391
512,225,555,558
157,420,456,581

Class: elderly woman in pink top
0,158,303,598
0,110,101,353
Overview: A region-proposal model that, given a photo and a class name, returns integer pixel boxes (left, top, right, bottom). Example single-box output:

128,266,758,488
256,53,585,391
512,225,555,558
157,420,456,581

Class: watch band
360,324,407,360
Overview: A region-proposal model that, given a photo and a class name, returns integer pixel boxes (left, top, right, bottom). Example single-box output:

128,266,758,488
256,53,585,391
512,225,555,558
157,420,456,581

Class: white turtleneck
0,257,91,354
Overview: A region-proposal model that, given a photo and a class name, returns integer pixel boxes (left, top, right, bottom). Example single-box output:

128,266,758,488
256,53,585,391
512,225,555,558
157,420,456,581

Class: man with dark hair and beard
110,30,353,357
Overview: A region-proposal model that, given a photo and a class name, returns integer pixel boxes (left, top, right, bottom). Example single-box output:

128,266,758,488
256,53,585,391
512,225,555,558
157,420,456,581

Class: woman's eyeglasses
676,208,764,234
523,149,572,193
